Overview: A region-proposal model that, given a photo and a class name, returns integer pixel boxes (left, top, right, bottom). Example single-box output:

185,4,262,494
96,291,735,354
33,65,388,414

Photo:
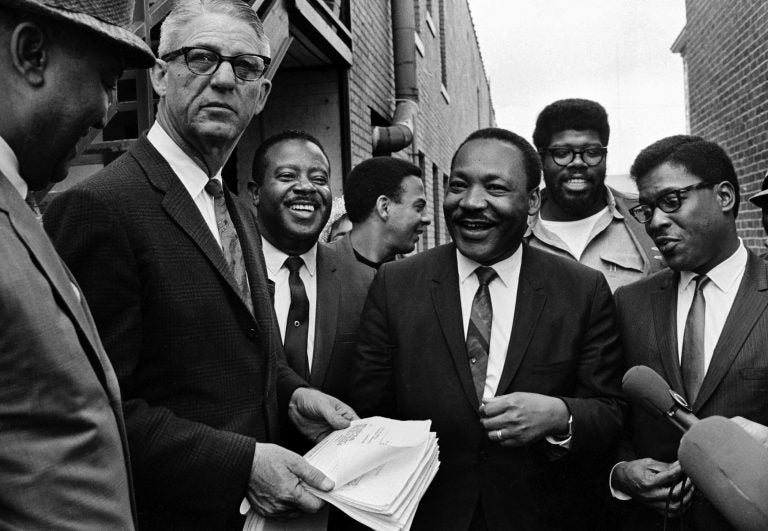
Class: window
438,0,447,88
433,164,441,245
419,153,428,249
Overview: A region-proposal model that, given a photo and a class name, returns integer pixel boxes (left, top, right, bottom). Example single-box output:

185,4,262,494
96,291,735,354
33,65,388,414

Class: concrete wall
240,67,345,196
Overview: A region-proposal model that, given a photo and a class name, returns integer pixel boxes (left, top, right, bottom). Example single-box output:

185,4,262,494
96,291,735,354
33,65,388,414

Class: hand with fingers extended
246,443,334,519
288,387,359,444
479,391,570,447
611,459,693,516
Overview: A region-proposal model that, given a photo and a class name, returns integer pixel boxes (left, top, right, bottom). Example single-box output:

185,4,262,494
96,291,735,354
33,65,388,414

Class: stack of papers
243,416,439,531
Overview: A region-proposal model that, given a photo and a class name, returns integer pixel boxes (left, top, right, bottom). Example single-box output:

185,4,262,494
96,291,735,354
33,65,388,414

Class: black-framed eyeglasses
629,182,718,223
161,46,271,81
540,146,607,167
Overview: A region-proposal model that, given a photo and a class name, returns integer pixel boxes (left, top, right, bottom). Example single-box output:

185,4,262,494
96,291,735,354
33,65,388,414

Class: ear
527,187,541,216
716,181,737,213
10,22,49,87
251,79,272,115
247,181,260,207
149,59,168,96
375,195,390,221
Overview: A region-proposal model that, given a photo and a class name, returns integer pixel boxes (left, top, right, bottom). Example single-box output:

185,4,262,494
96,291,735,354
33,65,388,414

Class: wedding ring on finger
495,429,503,442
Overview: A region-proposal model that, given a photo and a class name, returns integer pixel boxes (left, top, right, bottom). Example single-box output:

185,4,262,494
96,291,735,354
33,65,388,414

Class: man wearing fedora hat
0,0,153,528
749,172,768,259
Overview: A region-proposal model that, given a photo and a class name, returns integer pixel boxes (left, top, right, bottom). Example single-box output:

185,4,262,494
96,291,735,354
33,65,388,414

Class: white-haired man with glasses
527,98,664,291
44,0,357,528
609,135,768,530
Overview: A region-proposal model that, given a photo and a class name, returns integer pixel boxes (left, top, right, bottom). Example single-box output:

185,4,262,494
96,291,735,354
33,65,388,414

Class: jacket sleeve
559,271,627,457
44,185,256,515
350,265,396,418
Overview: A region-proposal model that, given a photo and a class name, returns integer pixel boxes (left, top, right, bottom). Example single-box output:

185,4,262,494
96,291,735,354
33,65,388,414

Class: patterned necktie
284,256,310,380
467,266,498,404
681,274,709,404
204,179,252,314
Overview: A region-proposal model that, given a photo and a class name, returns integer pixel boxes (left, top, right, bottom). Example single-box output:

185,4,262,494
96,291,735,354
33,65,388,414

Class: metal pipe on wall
372,0,419,155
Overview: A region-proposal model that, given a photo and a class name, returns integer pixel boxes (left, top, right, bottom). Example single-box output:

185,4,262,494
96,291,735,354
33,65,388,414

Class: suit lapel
311,246,338,388
133,138,251,316
496,246,547,395
649,271,686,394
694,252,768,411
431,246,480,410
0,173,111,388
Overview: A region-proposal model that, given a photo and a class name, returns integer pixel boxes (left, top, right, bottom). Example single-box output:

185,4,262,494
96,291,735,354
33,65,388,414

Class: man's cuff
545,414,573,449
609,462,632,500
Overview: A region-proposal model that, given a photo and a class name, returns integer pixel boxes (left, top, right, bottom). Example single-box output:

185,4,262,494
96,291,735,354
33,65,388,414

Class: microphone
622,366,768,530
621,365,698,432
679,416,768,531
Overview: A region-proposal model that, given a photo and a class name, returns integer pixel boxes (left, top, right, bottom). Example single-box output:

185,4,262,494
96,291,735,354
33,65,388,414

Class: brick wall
348,0,495,250
680,0,768,252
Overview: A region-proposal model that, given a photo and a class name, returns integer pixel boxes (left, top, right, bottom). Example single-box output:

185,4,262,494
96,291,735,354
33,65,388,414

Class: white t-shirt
538,206,609,260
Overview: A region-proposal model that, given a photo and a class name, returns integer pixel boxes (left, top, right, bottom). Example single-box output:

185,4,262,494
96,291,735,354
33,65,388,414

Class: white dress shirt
676,241,748,372
456,247,522,401
262,238,318,369
147,122,223,246
0,135,27,199
611,240,749,500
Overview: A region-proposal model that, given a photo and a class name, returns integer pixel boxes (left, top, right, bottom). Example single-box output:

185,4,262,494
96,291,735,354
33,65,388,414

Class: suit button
248,328,258,339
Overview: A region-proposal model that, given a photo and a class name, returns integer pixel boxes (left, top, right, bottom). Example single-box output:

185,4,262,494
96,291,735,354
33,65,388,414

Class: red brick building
672,0,768,252
53,0,494,250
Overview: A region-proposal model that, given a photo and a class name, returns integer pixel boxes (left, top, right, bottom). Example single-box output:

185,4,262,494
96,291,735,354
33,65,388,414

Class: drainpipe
372,0,419,155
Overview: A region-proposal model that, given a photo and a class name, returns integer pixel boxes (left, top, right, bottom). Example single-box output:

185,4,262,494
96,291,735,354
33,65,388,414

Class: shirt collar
679,239,748,293
0,135,27,199
456,244,523,288
261,237,318,277
146,121,221,197
526,185,621,235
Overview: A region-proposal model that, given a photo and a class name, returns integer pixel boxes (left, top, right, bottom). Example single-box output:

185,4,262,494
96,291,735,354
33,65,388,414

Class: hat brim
750,188,768,207
5,0,155,68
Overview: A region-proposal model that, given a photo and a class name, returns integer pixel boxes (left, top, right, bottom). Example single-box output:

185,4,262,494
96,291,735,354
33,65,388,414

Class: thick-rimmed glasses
629,182,718,223
540,146,607,167
161,47,271,81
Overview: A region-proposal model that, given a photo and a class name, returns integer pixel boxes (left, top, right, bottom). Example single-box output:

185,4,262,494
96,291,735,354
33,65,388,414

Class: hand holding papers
243,417,439,531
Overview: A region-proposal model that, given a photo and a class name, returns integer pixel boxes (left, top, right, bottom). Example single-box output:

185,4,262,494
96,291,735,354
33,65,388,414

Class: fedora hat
750,172,768,208
2,0,155,68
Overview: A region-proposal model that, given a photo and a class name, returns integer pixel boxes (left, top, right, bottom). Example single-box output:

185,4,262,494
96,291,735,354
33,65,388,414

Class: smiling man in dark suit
611,135,768,530
248,130,374,410
351,127,624,530
44,1,355,528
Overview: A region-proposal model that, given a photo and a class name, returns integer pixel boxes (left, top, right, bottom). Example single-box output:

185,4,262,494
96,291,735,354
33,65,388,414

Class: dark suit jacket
311,243,375,401
0,173,135,529
613,251,768,530
351,243,625,530
44,136,304,530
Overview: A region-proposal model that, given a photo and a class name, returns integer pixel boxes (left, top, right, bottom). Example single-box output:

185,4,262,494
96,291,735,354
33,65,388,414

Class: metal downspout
372,0,419,155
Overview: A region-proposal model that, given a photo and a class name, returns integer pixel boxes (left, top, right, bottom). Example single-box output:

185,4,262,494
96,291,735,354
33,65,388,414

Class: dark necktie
681,274,709,404
204,179,252,314
467,266,498,404
284,256,310,380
